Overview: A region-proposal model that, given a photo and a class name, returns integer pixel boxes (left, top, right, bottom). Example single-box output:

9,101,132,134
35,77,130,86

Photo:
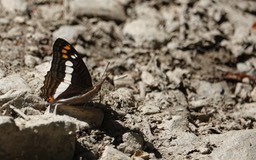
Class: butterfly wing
40,38,93,103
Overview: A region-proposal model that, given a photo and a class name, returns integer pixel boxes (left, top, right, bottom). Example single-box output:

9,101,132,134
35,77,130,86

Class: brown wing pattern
40,38,93,103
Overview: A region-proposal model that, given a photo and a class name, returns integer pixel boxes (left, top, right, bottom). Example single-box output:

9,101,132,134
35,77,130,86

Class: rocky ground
0,0,256,159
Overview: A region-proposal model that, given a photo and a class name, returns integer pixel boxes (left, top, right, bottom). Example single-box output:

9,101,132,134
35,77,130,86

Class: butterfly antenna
101,62,110,79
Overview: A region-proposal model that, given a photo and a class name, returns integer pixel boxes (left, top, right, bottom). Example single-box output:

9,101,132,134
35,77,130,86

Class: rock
0,115,89,160
0,74,31,100
210,129,256,160
21,107,42,115
141,71,155,86
69,0,126,22
237,62,251,72
233,103,256,120
39,4,63,21
55,104,104,128
135,4,163,20
250,87,256,101
139,91,187,115
234,83,252,99
110,88,135,108
160,115,188,133
52,25,86,43
100,146,131,160
74,44,87,55
13,16,26,24
35,61,51,77
166,68,190,88
113,74,135,88
169,50,193,65
198,145,211,154
192,81,224,99
0,18,9,25
123,4,167,48
1,0,27,12
24,55,42,68
0,68,5,79
140,103,160,115
189,99,210,110
123,19,167,48
118,132,144,155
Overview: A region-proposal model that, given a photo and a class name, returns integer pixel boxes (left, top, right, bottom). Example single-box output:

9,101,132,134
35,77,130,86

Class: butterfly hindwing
40,38,93,103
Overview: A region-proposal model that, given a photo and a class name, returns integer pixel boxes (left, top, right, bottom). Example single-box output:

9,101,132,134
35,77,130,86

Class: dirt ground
0,0,256,159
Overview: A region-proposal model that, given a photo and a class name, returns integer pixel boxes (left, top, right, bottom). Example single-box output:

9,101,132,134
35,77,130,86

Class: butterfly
40,38,107,106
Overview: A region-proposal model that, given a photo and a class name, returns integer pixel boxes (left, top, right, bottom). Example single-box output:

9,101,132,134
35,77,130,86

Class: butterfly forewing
40,38,93,103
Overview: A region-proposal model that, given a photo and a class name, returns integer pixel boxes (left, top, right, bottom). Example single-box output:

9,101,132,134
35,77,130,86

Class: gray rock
39,4,63,21
140,103,160,115
141,71,155,86
55,104,104,128
113,74,135,88
237,62,251,72
140,90,187,115
0,18,9,25
0,68,5,79
24,55,42,68
123,4,166,48
1,0,27,12
123,19,167,48
169,50,193,65
118,132,144,155
69,0,126,22
110,88,135,108
210,129,256,160
35,61,51,77
0,115,89,160
74,44,87,55
52,25,86,43
13,16,26,24
193,81,224,99
234,83,252,99
100,146,131,160
250,87,256,101
0,74,31,100
166,68,190,88
233,102,256,120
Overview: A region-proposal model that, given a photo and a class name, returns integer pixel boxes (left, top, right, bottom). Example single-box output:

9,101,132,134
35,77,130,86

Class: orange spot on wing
62,54,68,59
47,96,54,103
62,49,67,53
64,45,71,50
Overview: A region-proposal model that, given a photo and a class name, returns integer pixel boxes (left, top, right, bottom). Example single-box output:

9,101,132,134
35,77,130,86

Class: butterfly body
40,38,105,105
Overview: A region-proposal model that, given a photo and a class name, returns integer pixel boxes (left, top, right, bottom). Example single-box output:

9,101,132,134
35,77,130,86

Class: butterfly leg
44,104,51,114
45,104,58,114
53,104,59,114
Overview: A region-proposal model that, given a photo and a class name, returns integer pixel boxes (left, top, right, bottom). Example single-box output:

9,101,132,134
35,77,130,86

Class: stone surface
0,74,31,100
69,0,126,22
110,88,135,108
52,25,86,43
210,129,256,160
1,0,27,12
123,19,167,48
141,71,155,86
56,104,104,128
0,115,89,160
100,146,131,160
24,55,42,68
118,132,144,155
